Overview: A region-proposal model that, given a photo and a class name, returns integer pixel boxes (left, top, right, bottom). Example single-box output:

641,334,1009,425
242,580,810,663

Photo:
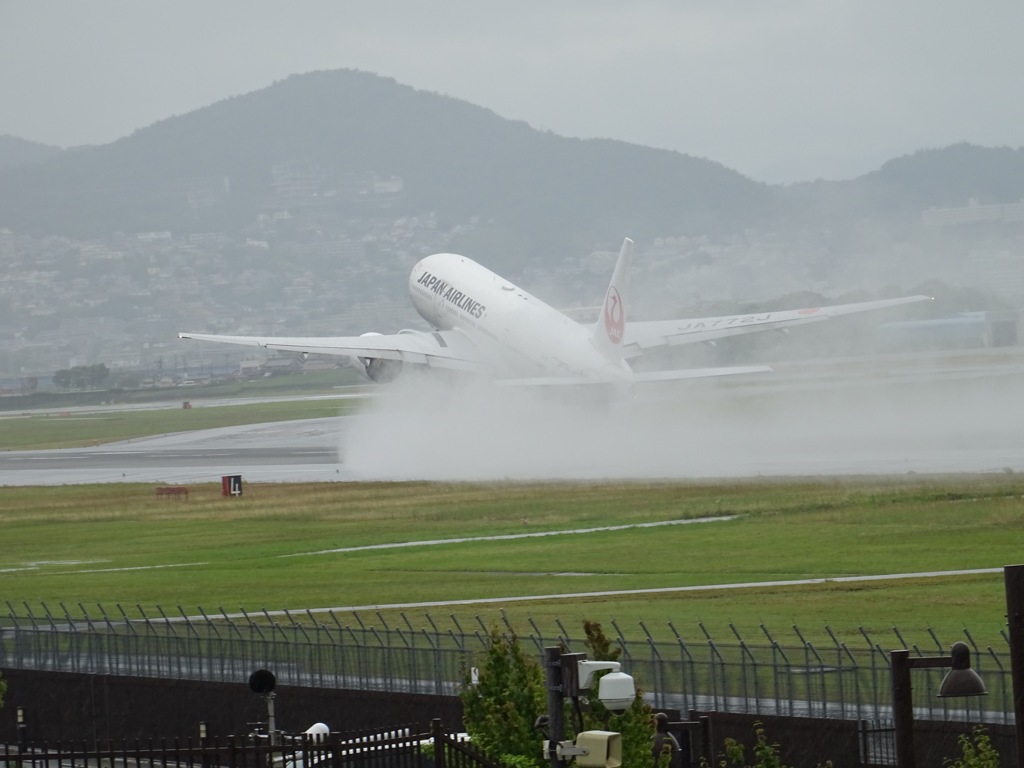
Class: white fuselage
408,253,631,382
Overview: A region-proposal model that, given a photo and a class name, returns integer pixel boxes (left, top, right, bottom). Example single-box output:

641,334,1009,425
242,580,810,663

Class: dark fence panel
0,669,462,745
4,671,1017,768
0,721,496,768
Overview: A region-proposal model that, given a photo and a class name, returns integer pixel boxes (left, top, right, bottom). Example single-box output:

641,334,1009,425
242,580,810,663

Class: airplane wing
621,295,931,357
177,330,492,372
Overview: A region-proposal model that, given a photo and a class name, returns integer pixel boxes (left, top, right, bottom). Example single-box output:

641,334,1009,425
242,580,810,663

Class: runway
0,418,350,485
2,348,1023,485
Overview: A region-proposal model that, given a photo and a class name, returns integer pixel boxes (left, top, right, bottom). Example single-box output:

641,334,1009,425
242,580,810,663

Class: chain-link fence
0,602,1011,726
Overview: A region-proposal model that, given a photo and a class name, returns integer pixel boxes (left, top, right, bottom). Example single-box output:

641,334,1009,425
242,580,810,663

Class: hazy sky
2,0,1022,183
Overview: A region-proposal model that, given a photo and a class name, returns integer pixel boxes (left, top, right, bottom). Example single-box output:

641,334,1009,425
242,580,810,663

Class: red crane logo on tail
604,287,624,344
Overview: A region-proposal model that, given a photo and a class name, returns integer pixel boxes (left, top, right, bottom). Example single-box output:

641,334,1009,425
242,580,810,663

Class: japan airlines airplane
179,238,929,387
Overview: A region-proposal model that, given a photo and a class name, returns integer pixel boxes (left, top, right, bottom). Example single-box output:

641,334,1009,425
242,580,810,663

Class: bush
460,627,547,768
944,726,999,768
703,722,832,768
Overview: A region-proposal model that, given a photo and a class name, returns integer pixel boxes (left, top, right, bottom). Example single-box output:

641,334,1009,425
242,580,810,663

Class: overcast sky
2,0,1022,184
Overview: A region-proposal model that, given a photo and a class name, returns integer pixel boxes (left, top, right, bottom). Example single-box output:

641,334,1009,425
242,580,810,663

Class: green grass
0,370,367,412
2,476,1022,648
0,398,360,449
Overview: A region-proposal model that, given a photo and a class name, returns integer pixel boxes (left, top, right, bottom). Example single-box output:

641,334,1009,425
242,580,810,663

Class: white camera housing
596,671,636,712
577,660,637,713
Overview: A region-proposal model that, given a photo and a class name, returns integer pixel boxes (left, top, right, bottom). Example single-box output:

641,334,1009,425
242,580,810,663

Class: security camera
596,671,636,713
577,660,637,713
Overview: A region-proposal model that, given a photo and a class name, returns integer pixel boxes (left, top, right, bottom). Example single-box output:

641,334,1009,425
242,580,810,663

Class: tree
578,621,657,768
53,363,109,390
52,367,72,390
944,726,999,768
460,627,547,768
460,621,658,768
705,723,792,768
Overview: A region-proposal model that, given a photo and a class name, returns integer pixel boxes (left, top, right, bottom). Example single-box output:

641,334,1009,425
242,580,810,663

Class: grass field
0,397,361,449
2,474,1022,649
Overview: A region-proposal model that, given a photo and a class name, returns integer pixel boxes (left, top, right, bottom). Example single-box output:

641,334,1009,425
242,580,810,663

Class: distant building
922,198,1024,227
183,176,231,210
272,160,333,202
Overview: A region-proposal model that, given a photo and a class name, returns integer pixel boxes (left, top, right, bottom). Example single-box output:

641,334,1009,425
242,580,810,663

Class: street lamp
249,669,278,745
542,646,637,768
891,642,987,768
1004,564,1024,768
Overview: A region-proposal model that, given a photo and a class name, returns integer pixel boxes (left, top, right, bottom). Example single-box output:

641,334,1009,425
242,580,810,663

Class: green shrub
460,627,547,768
944,726,999,768
702,722,832,768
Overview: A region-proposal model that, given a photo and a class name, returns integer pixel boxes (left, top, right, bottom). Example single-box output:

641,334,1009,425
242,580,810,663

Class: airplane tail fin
592,238,633,356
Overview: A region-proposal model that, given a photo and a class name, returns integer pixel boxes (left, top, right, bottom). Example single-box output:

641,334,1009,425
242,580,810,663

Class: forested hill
1,69,1022,246
0,135,63,171
0,69,770,245
865,143,1024,208
778,143,1024,227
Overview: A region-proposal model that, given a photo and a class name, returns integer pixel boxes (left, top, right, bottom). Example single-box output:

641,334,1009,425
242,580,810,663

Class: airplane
179,238,930,388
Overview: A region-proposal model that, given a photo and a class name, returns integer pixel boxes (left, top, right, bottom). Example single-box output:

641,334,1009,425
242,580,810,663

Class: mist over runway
343,349,1024,480
2,349,1023,485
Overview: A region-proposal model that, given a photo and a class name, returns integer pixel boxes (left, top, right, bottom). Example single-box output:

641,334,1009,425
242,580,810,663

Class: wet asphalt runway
0,417,350,485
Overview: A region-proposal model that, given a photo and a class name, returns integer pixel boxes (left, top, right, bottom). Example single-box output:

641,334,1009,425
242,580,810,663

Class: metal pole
891,650,915,768
16,707,27,751
432,719,446,768
892,651,958,768
1005,565,1024,768
265,693,277,746
545,646,564,768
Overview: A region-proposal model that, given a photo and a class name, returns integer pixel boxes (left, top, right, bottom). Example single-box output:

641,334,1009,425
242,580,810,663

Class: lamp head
249,668,277,694
938,642,987,698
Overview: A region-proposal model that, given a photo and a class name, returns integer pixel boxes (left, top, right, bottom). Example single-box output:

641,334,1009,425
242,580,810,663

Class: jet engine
361,356,402,383
352,332,403,383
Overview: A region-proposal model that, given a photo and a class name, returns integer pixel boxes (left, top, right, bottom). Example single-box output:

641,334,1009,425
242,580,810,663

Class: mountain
0,135,63,171
777,143,1024,228
0,70,771,249
1,70,1020,252
864,143,1024,208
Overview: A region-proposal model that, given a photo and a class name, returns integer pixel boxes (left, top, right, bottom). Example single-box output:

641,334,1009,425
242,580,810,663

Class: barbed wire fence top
1,601,1011,727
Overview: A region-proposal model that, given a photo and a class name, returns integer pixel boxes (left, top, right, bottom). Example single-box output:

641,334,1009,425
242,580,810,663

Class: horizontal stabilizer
631,365,773,382
501,365,771,386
